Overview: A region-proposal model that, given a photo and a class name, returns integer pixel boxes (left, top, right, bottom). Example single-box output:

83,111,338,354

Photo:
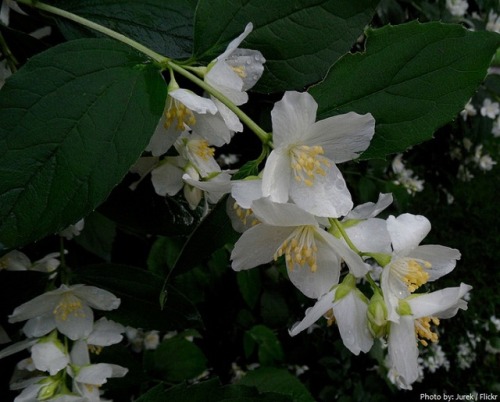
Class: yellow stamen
274,226,318,272
88,345,103,355
165,97,196,131
325,309,336,326
53,293,85,321
231,65,247,78
415,316,440,346
290,145,331,186
391,258,431,293
191,139,215,161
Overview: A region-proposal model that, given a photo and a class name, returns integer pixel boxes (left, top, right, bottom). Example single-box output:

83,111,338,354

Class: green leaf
309,21,500,159
72,264,202,330
0,38,166,249
193,0,380,92
146,336,208,382
46,0,197,59
75,212,116,261
239,367,315,402
244,325,284,366
169,197,239,277
237,270,262,309
136,379,292,402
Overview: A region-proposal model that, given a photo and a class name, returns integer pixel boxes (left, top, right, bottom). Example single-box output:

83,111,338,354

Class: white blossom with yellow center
381,213,461,323
231,198,368,298
387,283,471,390
8,284,120,341
262,91,375,218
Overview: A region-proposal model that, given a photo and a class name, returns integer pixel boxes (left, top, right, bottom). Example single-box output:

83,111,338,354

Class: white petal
206,62,247,104
271,91,317,147
151,159,185,196
76,363,128,385
288,235,340,298
388,316,420,387
387,214,431,253
226,49,266,91
22,314,57,338
56,303,94,341
307,112,375,163
213,98,244,132
13,383,44,402
231,224,294,271
289,162,353,218
345,218,392,254
251,198,318,227
345,193,393,220
170,89,217,115
70,340,90,366
261,150,292,203
1,250,31,270
31,341,69,375
231,178,263,209
183,172,232,204
9,292,61,323
408,244,460,281
289,289,336,336
334,292,373,355
146,119,181,156
87,318,124,347
0,338,37,359
73,286,120,311
217,22,253,61
408,283,472,319
193,112,233,146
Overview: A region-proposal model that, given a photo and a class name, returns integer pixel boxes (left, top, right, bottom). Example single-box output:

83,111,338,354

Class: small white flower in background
492,116,500,137
387,283,471,389
391,154,424,195
231,198,368,299
456,340,476,369
205,22,266,133
9,284,120,341
381,214,461,322
143,330,160,350
486,10,500,33
289,274,374,355
460,99,477,120
59,218,85,240
473,145,497,171
457,164,474,181
0,250,62,273
490,316,500,332
445,0,468,17
480,98,500,119
421,343,450,373
262,91,375,218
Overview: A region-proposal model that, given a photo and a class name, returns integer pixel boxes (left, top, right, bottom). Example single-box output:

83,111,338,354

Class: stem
0,31,19,72
331,218,361,255
168,61,272,145
15,0,168,64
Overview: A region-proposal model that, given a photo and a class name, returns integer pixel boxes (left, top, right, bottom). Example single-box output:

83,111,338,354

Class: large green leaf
309,21,500,159
73,264,202,331
193,0,380,92
46,0,197,59
0,38,167,249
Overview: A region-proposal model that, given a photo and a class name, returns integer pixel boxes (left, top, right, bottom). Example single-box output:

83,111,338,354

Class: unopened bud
367,293,388,338
37,377,60,400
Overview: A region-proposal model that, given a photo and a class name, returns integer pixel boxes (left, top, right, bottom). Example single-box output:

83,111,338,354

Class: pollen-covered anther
325,309,336,326
415,316,440,346
233,202,257,225
231,65,247,78
192,139,215,161
274,226,318,272
165,98,196,130
88,345,103,355
290,145,331,186
392,258,431,293
53,294,85,321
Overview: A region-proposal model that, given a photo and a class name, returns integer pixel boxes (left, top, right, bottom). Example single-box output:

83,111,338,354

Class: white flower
387,283,471,389
9,285,120,341
60,219,85,240
0,250,62,273
231,198,368,298
460,100,477,121
289,274,373,355
261,91,375,217
182,170,232,210
143,330,160,350
492,116,500,137
146,86,227,155
87,317,125,348
205,23,265,133
486,10,500,33
381,214,461,322
445,0,468,17
480,98,500,119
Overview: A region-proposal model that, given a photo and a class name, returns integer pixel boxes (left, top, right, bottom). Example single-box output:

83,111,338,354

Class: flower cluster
0,284,127,401
131,23,265,213
226,92,470,389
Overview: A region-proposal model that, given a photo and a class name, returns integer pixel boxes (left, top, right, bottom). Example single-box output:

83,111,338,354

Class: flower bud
367,292,388,338
37,377,60,401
